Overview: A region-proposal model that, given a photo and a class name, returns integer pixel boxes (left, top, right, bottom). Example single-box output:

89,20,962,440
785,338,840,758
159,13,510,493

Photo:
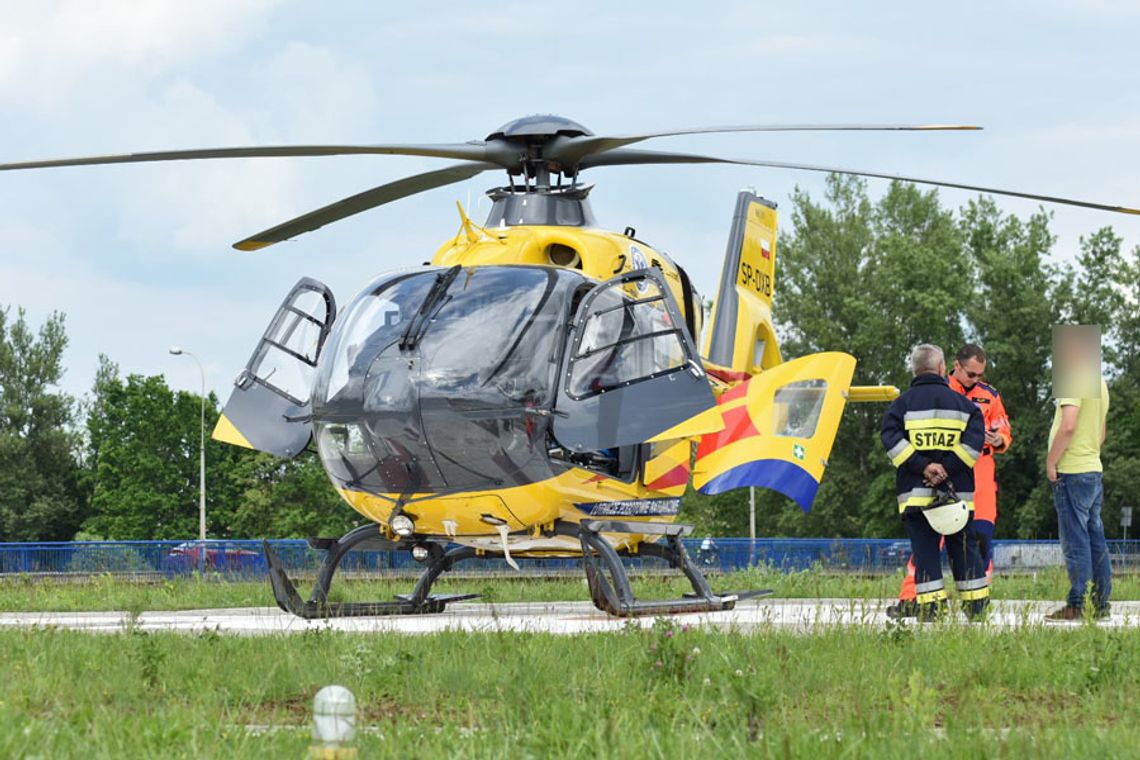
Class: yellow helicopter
3,115,1136,617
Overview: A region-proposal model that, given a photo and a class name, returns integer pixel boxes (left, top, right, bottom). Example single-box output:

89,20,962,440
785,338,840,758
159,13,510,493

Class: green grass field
4,571,1140,757
3,620,1140,758
1,565,1138,612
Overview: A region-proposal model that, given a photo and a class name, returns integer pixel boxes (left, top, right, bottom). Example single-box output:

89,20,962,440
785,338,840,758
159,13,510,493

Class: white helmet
923,487,969,535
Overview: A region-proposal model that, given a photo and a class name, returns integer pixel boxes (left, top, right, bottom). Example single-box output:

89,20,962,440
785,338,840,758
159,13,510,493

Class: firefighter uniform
881,373,989,614
897,377,1012,602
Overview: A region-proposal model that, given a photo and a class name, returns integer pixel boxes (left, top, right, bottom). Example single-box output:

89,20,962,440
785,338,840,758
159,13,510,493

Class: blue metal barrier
1,538,1137,579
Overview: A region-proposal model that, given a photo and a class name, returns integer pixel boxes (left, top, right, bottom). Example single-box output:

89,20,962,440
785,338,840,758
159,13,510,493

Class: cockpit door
213,277,336,458
553,268,720,452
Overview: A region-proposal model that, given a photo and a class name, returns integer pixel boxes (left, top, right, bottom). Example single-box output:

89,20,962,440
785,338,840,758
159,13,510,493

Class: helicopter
3,115,1136,617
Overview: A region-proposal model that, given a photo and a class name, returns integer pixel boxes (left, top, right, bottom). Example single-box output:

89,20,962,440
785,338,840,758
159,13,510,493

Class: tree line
683,176,1140,539
2,176,1138,541
0,330,356,541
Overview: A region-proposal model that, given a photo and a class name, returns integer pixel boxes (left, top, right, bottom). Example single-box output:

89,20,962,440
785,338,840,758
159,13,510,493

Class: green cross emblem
792,443,806,461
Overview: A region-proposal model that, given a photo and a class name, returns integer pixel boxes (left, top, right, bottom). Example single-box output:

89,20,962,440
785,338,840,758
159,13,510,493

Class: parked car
162,542,265,574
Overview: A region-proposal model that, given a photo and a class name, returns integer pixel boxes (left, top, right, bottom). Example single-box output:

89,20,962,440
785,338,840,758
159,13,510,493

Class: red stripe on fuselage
646,462,692,491
697,403,760,458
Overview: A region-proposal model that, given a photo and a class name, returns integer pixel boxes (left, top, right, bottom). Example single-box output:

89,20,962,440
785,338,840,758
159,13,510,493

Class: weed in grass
1083,630,1125,694
338,641,376,684
130,630,165,692
727,664,774,742
883,618,915,648
889,668,939,732
645,617,700,684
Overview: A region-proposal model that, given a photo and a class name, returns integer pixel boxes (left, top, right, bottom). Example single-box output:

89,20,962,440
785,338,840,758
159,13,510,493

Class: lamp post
169,346,207,573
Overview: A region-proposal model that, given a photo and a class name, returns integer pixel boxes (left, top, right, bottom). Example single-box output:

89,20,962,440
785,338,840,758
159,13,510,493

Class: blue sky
1,1,1137,402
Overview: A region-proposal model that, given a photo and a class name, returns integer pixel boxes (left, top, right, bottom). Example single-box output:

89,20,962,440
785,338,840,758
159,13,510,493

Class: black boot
885,600,919,619
963,598,990,621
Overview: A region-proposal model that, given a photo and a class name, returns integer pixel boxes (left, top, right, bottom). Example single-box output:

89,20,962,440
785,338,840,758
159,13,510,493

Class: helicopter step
567,520,773,617
262,525,480,619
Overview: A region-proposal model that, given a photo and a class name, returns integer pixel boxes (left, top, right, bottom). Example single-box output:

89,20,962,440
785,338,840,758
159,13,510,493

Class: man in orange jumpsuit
887,344,1012,618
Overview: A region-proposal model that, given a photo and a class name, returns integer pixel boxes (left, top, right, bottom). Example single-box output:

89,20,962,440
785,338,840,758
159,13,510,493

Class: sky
1,1,1138,404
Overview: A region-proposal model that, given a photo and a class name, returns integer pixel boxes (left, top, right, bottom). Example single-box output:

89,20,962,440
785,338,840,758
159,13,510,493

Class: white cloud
0,0,281,110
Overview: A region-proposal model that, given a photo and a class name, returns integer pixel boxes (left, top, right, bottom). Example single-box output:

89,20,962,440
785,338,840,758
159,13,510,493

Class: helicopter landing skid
261,526,479,619
570,520,773,617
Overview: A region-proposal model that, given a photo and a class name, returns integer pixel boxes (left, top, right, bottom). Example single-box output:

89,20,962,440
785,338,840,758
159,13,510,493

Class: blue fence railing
1,538,1138,579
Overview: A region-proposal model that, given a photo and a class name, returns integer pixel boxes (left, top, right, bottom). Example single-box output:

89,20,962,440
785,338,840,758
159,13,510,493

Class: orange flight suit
898,376,1012,601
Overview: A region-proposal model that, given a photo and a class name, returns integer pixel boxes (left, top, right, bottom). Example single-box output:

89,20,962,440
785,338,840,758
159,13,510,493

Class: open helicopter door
213,277,336,458
553,268,722,452
693,352,856,511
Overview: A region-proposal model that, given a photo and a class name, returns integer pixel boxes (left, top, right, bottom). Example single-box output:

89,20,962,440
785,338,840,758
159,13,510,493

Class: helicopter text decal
574,497,682,517
739,260,772,298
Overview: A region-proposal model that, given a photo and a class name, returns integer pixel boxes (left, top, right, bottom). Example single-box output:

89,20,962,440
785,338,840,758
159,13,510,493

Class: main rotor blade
0,143,505,172
582,149,1140,216
547,123,981,166
233,161,497,251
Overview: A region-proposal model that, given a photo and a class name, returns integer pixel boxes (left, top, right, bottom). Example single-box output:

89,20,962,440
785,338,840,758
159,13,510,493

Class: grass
1,566,1138,613
3,621,1140,757
4,570,1140,756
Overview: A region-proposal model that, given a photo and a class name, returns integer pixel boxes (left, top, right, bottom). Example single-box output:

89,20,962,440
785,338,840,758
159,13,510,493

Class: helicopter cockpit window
246,281,334,406
772,379,827,438
567,279,687,398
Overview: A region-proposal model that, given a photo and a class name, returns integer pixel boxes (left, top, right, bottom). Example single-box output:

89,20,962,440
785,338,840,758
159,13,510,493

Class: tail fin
702,191,781,376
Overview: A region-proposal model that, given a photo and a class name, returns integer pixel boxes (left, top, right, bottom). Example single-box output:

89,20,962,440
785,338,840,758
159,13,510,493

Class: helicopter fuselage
309,213,706,555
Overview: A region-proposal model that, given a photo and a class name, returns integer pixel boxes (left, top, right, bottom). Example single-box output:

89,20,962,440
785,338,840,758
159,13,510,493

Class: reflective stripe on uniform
897,489,976,514
916,587,948,604
958,586,990,601
887,440,917,467
956,577,988,591
898,487,936,504
915,579,945,594
954,443,981,468
904,409,971,428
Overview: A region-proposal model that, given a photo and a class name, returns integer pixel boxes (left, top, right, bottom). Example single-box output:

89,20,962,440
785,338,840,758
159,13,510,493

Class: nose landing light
390,514,415,537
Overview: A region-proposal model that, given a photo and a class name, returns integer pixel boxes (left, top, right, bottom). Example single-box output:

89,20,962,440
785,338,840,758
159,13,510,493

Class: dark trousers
902,511,988,605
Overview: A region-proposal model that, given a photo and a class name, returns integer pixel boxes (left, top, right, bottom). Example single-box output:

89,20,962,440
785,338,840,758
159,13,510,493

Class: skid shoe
262,525,478,618
567,520,772,617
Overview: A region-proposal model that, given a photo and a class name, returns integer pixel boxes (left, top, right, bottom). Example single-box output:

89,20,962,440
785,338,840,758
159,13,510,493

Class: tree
227,452,359,539
958,200,1061,537
84,367,227,539
683,177,1140,539
0,307,86,540
83,358,356,539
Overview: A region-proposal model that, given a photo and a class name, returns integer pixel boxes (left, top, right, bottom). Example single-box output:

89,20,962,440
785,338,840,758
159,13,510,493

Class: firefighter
888,344,1012,618
880,344,989,620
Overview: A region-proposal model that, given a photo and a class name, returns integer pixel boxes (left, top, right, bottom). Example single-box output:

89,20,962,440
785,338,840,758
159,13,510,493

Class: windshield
311,266,582,495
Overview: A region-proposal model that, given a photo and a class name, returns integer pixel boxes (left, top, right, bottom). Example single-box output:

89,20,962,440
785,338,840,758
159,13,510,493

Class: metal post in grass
169,346,207,576
749,486,756,566
1122,507,1133,568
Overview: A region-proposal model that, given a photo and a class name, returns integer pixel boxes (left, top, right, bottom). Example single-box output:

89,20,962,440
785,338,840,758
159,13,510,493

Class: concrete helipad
2,598,1138,635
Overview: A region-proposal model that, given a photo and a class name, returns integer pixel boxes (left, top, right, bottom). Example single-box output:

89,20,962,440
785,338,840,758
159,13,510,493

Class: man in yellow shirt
1045,354,1111,621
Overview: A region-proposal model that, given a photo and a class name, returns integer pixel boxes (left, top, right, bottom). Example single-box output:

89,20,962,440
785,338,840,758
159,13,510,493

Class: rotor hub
485,115,593,142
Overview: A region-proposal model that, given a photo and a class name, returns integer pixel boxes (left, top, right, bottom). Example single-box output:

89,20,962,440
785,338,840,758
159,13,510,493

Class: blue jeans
1052,472,1112,608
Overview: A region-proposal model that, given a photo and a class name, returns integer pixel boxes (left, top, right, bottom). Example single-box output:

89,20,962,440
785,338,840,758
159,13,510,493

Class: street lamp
169,346,207,572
